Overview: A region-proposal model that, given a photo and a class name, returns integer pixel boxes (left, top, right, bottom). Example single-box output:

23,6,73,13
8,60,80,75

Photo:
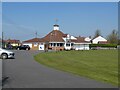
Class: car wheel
1,54,8,59
17,48,20,50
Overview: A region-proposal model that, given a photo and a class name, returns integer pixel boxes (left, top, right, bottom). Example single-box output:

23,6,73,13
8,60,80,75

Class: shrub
90,44,117,48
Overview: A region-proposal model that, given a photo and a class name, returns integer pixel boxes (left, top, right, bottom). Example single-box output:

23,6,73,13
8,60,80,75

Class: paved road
2,50,117,88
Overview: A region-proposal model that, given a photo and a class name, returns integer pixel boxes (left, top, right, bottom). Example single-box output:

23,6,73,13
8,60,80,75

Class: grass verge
34,50,118,86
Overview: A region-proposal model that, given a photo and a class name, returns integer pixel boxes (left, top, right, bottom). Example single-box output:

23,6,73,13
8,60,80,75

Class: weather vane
35,31,37,38
55,18,58,25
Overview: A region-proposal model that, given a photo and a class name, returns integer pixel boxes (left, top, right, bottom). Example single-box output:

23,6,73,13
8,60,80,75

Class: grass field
34,50,118,86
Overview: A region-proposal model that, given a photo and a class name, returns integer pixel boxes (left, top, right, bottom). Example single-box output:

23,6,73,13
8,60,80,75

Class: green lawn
34,50,118,86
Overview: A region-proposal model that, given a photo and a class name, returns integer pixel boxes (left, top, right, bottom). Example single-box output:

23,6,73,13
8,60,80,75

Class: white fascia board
23,42,44,44
74,43,91,44
49,42,64,43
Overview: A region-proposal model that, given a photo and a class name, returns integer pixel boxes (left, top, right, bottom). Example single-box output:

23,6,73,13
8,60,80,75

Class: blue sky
2,2,118,41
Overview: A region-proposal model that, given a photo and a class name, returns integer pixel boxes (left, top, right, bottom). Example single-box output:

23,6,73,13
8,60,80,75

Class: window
34,43,38,46
60,43,63,47
40,43,43,45
54,43,56,46
66,43,70,46
80,44,84,48
85,44,89,47
71,43,74,46
50,43,52,47
57,43,60,46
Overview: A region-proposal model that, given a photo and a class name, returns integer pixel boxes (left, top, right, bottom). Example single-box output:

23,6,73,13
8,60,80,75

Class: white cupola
53,24,59,30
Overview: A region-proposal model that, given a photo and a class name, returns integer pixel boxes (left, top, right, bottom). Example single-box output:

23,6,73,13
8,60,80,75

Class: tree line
94,29,119,44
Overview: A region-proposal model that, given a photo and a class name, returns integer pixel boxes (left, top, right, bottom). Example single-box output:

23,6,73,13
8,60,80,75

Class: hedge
90,44,117,48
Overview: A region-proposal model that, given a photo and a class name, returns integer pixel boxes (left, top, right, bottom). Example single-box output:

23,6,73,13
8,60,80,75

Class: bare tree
94,29,101,38
107,29,118,44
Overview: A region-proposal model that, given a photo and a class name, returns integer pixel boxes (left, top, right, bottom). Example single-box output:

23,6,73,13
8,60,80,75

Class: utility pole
2,31,9,85
2,32,3,48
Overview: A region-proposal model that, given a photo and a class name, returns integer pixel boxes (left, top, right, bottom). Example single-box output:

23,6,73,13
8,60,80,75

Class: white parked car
0,48,15,59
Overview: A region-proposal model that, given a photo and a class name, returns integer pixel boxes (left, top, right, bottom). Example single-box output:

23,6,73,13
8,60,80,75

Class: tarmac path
2,50,117,88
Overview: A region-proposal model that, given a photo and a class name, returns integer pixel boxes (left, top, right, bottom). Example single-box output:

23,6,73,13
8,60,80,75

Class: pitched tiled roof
42,30,65,42
63,34,68,37
7,39,20,43
23,38,44,43
71,36,90,43
22,30,90,44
